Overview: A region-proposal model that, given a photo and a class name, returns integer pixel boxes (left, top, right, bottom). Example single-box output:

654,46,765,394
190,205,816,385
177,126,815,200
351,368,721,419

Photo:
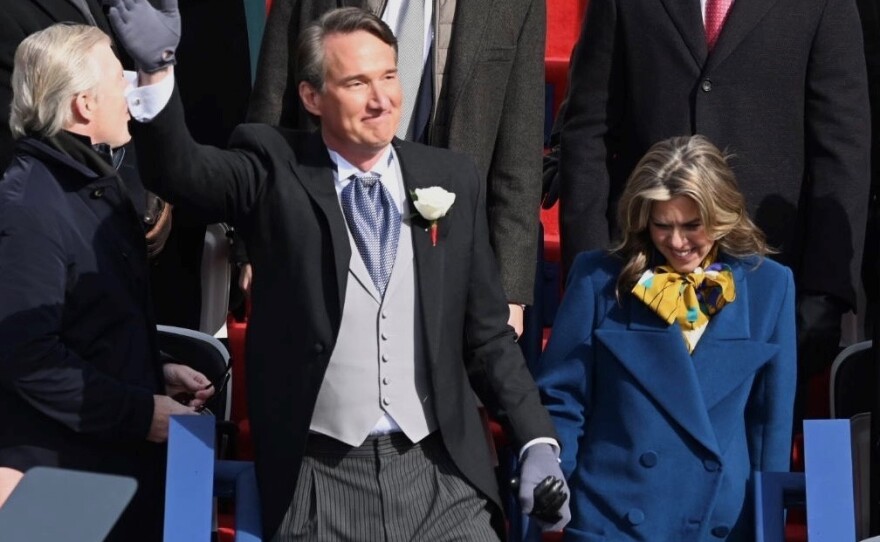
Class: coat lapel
705,0,780,71
690,260,779,409
596,306,721,456
291,136,352,318
658,0,709,67
394,140,447,366
597,258,781,457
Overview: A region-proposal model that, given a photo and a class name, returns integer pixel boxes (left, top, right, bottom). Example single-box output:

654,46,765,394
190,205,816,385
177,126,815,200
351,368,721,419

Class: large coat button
639,451,658,468
313,343,324,354
625,508,645,525
701,79,713,92
711,525,730,538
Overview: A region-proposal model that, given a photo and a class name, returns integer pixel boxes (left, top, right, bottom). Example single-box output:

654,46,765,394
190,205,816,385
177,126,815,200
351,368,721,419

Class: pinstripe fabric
274,433,499,541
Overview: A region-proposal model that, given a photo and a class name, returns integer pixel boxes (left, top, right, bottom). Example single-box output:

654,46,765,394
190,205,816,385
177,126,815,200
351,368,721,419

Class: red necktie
705,0,733,51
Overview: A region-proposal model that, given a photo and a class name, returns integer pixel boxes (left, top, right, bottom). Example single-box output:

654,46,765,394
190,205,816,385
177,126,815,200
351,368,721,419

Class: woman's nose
669,228,688,247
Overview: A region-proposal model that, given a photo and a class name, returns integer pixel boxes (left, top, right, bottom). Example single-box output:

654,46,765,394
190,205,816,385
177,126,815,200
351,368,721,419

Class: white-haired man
0,24,212,541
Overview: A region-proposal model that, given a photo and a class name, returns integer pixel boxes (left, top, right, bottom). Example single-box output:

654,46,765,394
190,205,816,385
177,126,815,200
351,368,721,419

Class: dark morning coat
558,0,870,309
247,0,545,303
132,86,557,540
537,251,796,541
0,136,165,541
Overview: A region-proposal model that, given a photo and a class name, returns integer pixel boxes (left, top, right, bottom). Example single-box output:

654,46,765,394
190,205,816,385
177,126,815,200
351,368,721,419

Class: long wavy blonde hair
612,135,771,299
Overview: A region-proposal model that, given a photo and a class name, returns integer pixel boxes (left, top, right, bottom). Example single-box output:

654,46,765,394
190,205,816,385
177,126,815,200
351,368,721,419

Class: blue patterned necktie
341,172,401,296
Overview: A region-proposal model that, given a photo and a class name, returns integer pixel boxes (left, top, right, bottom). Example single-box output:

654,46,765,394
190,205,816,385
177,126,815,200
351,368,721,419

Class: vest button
382,377,390,385
711,525,730,538
313,342,324,354
639,451,658,468
701,79,713,92
91,188,105,198
704,459,721,472
381,354,389,363
382,397,391,406
381,332,388,340
381,311,388,319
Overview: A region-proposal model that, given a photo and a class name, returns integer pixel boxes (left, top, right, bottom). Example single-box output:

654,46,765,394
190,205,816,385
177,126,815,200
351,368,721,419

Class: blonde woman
537,135,795,541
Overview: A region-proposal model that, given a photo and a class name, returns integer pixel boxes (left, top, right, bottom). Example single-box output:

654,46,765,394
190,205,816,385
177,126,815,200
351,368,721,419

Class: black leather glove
145,199,172,259
104,0,180,73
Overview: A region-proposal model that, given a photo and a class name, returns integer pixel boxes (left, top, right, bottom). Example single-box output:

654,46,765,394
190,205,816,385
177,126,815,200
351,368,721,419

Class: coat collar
596,256,778,456
659,0,781,70
16,137,102,182
705,0,781,71
290,134,352,319
658,0,708,68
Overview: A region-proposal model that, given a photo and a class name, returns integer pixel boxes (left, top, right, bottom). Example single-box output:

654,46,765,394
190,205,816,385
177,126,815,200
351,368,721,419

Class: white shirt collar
327,146,404,214
328,146,395,182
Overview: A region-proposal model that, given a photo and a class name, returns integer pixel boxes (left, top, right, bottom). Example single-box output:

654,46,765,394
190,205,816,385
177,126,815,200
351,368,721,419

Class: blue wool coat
537,250,796,542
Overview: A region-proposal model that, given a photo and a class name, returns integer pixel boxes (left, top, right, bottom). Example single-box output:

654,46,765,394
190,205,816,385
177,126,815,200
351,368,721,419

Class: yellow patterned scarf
631,251,736,353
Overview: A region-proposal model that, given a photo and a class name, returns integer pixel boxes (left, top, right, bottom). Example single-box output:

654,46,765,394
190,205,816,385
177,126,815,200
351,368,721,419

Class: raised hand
104,0,180,73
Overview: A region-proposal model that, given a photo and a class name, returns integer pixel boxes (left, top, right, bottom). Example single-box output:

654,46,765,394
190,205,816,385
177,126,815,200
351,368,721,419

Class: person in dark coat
0,0,173,257
242,0,546,337
105,3,569,538
0,24,212,541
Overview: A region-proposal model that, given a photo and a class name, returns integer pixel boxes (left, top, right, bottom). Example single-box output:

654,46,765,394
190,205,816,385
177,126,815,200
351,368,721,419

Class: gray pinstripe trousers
273,432,500,541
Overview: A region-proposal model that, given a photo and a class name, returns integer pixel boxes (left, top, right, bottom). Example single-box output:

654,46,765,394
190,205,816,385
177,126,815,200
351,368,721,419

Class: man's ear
71,92,95,123
299,82,322,118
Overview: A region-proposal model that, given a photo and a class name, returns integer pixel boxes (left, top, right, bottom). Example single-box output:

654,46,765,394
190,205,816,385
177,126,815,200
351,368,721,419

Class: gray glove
104,0,180,73
518,443,571,532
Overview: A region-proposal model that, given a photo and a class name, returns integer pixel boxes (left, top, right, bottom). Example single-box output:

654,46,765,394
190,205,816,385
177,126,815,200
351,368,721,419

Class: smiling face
299,30,401,170
649,196,715,273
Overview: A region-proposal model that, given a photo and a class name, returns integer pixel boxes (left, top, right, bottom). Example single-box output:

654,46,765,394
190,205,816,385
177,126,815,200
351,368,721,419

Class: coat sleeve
483,0,545,304
246,0,296,125
462,160,557,448
534,253,598,477
558,0,623,271
0,205,154,440
132,84,264,226
745,267,797,472
801,0,871,308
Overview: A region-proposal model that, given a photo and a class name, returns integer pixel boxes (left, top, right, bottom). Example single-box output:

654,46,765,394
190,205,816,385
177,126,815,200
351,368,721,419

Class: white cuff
125,68,175,123
519,437,560,460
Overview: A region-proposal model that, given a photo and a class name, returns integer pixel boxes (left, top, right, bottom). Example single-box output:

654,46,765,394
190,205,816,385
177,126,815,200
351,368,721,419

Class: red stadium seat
545,0,589,117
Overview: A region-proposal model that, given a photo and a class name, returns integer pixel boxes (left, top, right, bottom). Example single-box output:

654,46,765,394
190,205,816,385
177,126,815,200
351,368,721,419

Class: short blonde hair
9,24,109,139
612,135,771,297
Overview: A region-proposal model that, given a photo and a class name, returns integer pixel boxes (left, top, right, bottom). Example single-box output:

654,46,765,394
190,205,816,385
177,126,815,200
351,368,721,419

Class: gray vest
310,185,438,446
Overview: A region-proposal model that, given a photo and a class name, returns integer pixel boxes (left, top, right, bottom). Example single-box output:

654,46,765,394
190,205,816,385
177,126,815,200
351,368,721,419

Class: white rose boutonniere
412,187,456,246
